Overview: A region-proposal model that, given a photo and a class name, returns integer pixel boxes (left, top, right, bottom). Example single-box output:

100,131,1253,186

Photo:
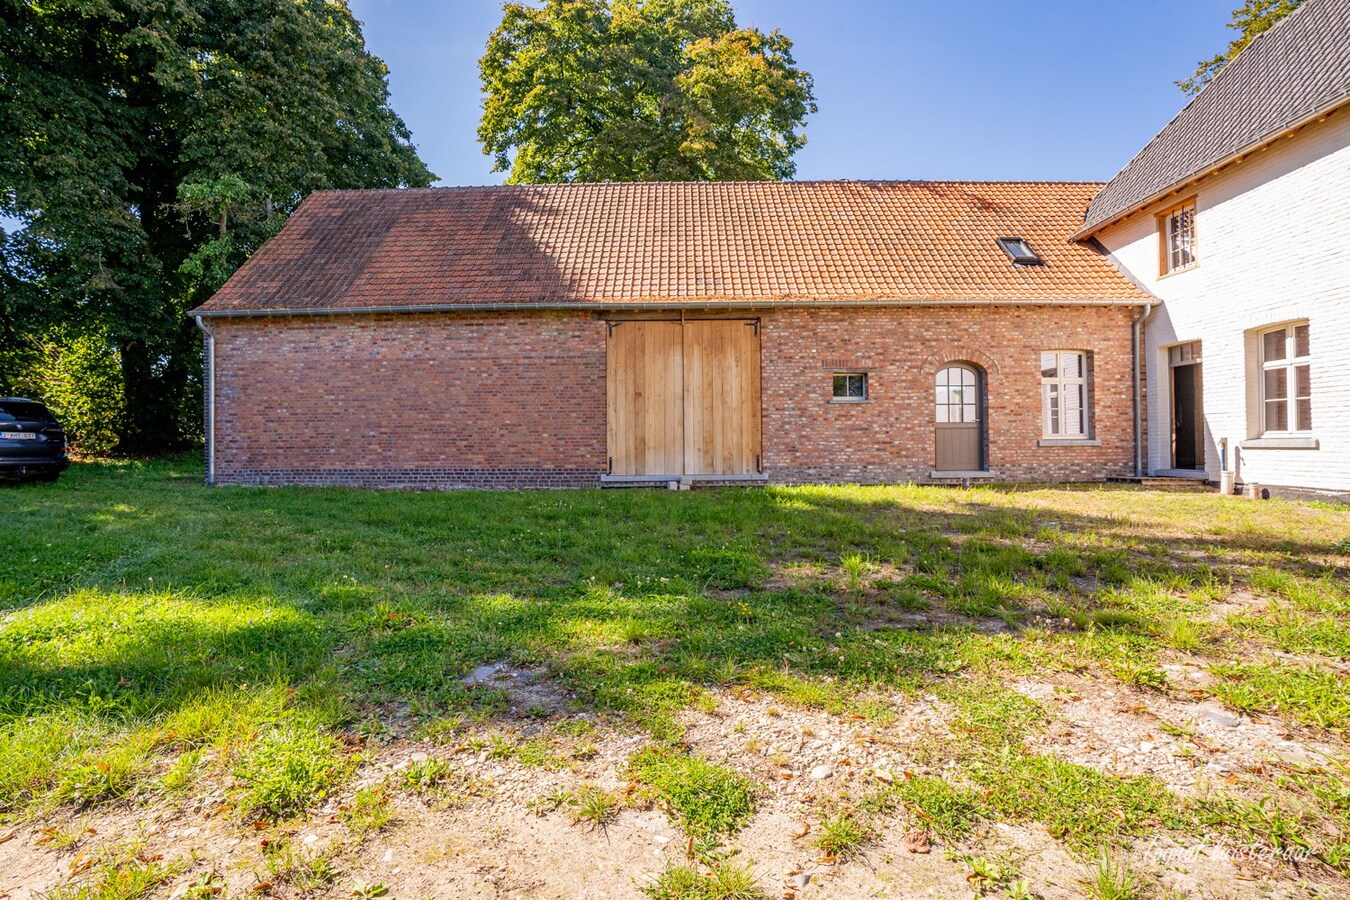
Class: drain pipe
1131,303,1156,478
192,315,216,486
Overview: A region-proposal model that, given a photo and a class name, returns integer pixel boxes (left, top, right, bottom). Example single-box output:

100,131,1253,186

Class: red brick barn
190,181,1152,489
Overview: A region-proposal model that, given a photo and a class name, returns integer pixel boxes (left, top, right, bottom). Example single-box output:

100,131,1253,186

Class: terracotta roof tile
194,181,1150,314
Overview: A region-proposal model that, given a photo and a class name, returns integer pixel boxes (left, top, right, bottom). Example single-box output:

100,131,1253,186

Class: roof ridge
312,179,1107,196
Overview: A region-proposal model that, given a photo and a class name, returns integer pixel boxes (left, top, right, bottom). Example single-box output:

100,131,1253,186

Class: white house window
1041,351,1089,438
1160,200,1197,274
1259,323,1311,433
832,373,867,401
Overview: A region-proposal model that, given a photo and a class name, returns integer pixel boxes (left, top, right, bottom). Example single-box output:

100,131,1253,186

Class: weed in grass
1156,720,1197,742
629,746,757,842
1110,659,1169,691
342,785,392,838
1083,854,1145,900
350,879,389,900
840,553,873,593
49,734,158,808
261,835,339,892
971,747,1181,852
1192,795,1313,858
958,853,1024,898
814,812,873,860
234,724,352,820
1208,662,1350,729
157,748,205,796
513,736,566,769
642,861,764,900
570,785,622,830
527,788,573,816
887,776,984,840
1160,617,1206,652
47,843,183,900
181,870,225,900
400,756,451,793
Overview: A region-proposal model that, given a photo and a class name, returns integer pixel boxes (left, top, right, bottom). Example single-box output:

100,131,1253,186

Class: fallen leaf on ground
903,830,931,854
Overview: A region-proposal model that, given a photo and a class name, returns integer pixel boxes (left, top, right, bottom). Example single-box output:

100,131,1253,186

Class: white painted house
1078,0,1350,498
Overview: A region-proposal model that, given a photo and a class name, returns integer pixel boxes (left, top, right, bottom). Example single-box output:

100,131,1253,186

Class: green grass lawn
2,459,1348,895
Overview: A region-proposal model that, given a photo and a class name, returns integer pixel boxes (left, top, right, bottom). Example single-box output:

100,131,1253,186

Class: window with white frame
1259,323,1311,433
1040,351,1089,438
1160,200,1197,274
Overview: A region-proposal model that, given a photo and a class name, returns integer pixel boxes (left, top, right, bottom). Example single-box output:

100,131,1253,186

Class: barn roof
193,181,1150,316
1078,0,1350,238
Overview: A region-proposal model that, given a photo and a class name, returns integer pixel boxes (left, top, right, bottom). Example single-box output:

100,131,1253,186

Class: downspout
193,315,216,486
1131,302,1157,478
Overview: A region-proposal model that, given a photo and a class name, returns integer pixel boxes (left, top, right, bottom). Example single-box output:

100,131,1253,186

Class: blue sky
1,1,1232,234
348,0,1234,185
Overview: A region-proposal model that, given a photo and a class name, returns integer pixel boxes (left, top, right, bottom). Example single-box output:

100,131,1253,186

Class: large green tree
479,0,816,183
1178,0,1303,95
0,0,433,453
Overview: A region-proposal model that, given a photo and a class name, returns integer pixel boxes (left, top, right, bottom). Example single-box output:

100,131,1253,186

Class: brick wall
760,305,1138,484
208,305,1138,489
210,311,608,489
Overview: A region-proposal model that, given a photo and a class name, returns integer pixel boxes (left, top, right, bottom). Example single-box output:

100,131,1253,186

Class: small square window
832,373,867,401
996,237,1042,266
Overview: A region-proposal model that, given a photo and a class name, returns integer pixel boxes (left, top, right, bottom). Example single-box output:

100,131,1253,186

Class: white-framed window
1159,200,1197,274
1259,323,1311,433
1041,351,1089,438
832,372,867,402
934,365,979,423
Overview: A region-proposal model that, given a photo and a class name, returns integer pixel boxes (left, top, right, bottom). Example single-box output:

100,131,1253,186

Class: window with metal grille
1041,351,1089,438
1259,323,1311,433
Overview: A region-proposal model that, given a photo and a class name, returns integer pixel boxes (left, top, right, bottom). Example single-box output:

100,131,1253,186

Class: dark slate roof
1080,0,1350,236
192,181,1149,315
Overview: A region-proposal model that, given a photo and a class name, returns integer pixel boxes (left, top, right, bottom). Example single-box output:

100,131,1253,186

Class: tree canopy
478,0,816,184
0,0,433,453
1178,0,1303,95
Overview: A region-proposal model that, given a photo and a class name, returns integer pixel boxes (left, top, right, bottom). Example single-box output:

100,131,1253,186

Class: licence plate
5,432,36,440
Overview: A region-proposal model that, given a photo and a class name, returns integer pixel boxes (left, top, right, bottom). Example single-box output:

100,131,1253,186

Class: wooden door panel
935,424,981,470
607,321,683,476
683,320,761,475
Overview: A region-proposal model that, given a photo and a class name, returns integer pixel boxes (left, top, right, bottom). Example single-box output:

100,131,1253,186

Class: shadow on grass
1,462,1348,814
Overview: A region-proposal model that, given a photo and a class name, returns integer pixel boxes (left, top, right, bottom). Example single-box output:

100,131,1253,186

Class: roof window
996,237,1042,266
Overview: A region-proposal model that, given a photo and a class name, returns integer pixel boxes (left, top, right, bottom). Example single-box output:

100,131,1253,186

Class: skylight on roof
996,237,1042,266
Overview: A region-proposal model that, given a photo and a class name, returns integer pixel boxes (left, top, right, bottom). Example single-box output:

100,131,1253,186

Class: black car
0,398,70,482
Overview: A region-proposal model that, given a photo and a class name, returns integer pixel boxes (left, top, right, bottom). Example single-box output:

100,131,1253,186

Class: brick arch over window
918,346,1000,377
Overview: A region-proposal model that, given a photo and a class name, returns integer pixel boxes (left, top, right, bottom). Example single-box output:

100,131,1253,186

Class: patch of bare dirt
4,671,1347,900
1012,673,1344,796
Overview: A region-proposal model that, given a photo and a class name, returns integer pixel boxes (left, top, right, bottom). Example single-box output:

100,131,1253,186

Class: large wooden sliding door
607,321,684,477
607,319,760,477
684,321,762,476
